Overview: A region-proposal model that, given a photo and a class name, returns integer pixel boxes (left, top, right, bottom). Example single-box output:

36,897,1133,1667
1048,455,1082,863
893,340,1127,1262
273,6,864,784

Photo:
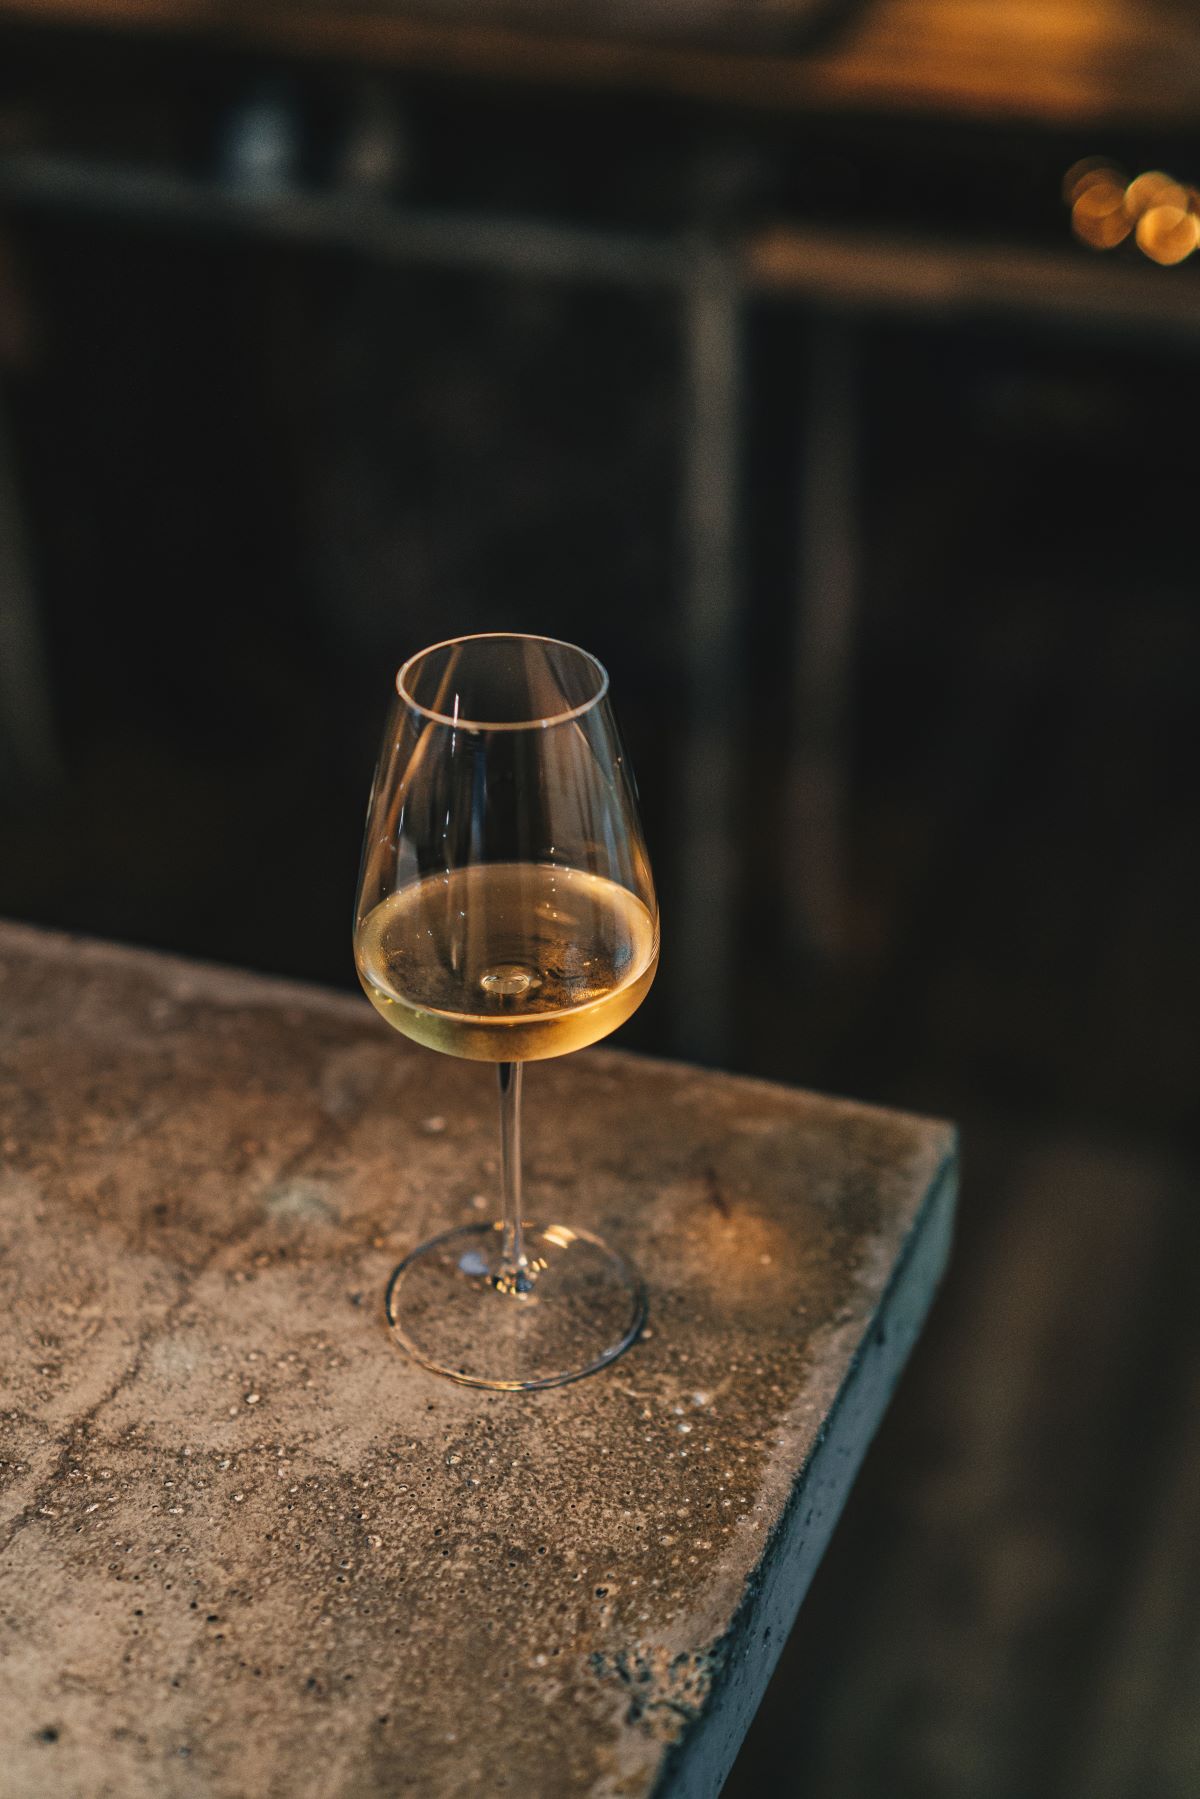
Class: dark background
1,5,1199,1793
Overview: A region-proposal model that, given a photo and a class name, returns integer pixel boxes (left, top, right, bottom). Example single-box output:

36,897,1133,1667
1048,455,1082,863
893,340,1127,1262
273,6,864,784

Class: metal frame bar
0,154,683,289
677,243,743,1058
789,308,857,963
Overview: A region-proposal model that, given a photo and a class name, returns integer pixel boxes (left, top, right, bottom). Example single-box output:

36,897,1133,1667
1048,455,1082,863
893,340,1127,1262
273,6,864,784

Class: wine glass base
384,1221,646,1391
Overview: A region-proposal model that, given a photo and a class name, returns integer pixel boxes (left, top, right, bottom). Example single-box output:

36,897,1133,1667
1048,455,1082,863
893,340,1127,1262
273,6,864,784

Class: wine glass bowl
354,633,658,1390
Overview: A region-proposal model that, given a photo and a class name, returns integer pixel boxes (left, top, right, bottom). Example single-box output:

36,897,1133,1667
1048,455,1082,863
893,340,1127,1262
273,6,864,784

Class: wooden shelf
2,0,1200,129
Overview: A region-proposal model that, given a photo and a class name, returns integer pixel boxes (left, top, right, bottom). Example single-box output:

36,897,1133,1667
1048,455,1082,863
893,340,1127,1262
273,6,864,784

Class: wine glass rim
396,632,611,731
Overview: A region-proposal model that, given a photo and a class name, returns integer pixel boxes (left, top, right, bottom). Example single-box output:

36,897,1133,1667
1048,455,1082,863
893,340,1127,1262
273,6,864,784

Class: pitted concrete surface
0,923,955,1797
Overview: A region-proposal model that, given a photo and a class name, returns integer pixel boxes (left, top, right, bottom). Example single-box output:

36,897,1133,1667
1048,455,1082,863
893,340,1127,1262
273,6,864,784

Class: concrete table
0,922,956,1797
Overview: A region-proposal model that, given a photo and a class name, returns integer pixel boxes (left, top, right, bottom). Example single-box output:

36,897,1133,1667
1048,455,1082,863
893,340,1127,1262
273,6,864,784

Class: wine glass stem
497,1061,530,1291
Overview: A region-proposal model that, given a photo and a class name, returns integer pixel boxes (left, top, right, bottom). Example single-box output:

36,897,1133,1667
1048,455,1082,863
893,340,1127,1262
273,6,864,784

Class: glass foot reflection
385,1221,646,1391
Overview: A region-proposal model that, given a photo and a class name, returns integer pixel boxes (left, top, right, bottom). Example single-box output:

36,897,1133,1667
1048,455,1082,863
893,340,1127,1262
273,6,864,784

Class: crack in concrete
0,1100,360,1559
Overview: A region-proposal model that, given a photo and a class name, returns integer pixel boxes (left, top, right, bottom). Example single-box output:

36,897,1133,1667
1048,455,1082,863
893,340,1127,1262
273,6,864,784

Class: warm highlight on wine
356,862,658,1062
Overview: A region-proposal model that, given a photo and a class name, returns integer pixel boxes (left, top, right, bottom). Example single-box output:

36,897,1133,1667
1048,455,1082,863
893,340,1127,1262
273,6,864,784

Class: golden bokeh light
1123,171,1188,219
1066,158,1200,264
1062,156,1123,206
1136,204,1200,266
1071,180,1132,250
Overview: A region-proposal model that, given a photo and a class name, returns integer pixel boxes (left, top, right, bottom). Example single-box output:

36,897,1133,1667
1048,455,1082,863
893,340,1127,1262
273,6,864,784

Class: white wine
356,862,658,1062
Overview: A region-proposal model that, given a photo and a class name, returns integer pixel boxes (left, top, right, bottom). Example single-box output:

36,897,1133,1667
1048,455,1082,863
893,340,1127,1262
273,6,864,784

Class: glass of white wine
354,633,659,1390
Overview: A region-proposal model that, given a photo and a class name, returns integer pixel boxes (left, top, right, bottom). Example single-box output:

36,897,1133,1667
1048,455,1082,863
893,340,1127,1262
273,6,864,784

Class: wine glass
354,633,659,1390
